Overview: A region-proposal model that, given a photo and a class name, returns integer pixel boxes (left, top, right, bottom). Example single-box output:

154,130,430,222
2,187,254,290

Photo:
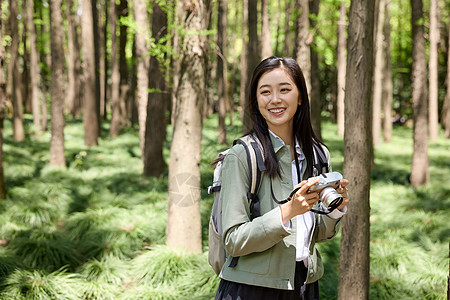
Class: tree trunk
143,1,168,177
338,0,374,298
443,23,450,139
261,0,272,59
27,0,42,131
336,2,347,136
0,3,6,199
410,0,429,187
382,0,393,143
309,0,321,139
82,0,100,146
133,0,149,156
240,0,249,133
49,0,66,167
372,0,385,146
217,0,228,144
118,0,129,125
428,0,439,141
295,0,311,94
66,0,83,118
166,0,211,254
21,2,31,115
284,0,293,57
8,0,25,142
98,2,106,120
109,0,121,136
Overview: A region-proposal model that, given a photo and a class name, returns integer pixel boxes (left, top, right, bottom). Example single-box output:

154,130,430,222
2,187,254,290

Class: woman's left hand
336,179,350,210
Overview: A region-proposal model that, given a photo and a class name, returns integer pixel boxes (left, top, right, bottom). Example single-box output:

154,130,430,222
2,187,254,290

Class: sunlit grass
1,115,449,299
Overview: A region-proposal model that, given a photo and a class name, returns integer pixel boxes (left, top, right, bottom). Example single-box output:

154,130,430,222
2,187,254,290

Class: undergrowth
1,115,449,299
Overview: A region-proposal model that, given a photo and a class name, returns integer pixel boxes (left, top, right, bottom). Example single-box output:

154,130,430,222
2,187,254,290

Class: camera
308,172,343,211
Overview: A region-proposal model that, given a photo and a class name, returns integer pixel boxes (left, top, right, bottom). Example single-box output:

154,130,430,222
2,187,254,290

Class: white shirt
268,130,346,264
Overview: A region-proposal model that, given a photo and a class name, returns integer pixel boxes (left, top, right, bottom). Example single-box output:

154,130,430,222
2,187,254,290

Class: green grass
1,114,449,299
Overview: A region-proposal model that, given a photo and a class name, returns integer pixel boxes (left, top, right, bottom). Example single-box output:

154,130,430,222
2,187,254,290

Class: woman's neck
269,126,294,147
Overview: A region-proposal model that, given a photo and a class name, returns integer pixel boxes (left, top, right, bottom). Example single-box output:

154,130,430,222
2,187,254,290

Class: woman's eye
281,88,290,93
261,90,270,95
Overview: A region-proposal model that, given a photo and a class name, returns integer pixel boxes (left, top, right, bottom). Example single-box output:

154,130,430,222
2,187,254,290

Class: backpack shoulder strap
312,142,329,176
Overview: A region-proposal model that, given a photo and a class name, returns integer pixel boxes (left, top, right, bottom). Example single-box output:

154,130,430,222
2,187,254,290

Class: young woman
215,56,350,300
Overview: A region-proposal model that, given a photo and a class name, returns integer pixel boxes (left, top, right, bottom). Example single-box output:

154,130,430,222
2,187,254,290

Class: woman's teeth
269,108,286,113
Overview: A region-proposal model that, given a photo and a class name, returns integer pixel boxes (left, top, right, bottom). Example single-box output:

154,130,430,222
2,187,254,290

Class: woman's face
256,68,300,134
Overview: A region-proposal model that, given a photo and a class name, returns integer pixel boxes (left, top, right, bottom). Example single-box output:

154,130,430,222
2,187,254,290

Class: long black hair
248,56,325,178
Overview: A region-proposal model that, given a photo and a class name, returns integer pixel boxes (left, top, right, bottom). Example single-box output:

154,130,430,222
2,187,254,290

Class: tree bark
338,0,374,298
240,0,249,133
295,0,311,94
372,0,385,146
82,0,100,146
27,0,42,131
8,0,25,142
410,0,429,187
98,2,106,120
443,23,450,139
284,0,293,57
49,0,66,167
428,0,439,141
109,0,121,136
217,0,228,144
144,1,168,177
0,3,6,199
382,0,393,142
118,0,129,125
336,2,347,136
309,0,321,139
166,0,211,254
261,0,272,59
66,0,83,118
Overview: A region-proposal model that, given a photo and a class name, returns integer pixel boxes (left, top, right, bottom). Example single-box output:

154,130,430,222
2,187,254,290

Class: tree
166,0,211,253
428,0,439,141
118,0,129,126
443,22,450,139
109,0,121,136
217,0,228,144
382,0,393,142
143,1,168,177
82,0,100,146
309,0,321,139
261,0,272,59
49,0,66,166
0,2,6,199
338,0,375,298
26,0,43,132
410,0,429,187
372,0,385,146
8,0,25,142
295,0,311,94
240,0,250,133
336,2,347,136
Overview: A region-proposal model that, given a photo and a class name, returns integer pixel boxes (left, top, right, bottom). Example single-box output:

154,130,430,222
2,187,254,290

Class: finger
297,178,320,195
339,179,350,188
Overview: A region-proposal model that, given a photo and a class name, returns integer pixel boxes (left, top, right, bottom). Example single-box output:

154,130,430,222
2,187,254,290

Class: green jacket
219,134,343,290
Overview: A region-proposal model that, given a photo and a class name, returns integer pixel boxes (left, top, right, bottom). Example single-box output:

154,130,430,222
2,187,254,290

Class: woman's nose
270,92,281,103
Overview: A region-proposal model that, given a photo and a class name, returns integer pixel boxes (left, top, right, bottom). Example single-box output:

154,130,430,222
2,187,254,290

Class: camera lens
319,187,343,209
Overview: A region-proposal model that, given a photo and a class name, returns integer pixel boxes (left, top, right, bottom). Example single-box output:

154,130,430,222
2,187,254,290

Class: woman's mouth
268,108,286,115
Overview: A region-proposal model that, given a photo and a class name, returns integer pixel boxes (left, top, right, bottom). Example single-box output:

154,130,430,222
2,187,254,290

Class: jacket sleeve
220,145,290,257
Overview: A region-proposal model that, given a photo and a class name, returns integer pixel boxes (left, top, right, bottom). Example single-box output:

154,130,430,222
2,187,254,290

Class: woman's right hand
280,179,320,224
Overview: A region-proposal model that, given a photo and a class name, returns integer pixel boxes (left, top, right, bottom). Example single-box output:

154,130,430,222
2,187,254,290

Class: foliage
1,115,450,299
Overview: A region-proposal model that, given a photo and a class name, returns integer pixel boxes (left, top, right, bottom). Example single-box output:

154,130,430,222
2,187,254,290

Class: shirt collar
268,130,305,161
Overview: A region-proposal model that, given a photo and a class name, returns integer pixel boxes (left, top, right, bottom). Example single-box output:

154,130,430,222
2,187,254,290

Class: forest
0,0,450,299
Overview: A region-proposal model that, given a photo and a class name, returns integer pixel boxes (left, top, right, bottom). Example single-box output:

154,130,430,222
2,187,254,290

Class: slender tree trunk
66,0,82,118
429,0,439,141
27,0,42,131
109,0,121,136
49,0,66,167
261,0,272,59
336,2,347,136
102,3,109,120
274,0,281,56
217,0,228,144
98,2,106,120
382,0,393,142
133,0,149,156
443,23,450,139
8,0,25,142
167,0,211,254
372,0,385,146
21,1,31,115
309,0,321,139
410,0,429,187
38,4,48,131
240,0,249,133
338,0,375,298
118,0,129,125
144,1,168,177
295,0,311,94
284,0,292,57
82,0,100,146
0,3,6,199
